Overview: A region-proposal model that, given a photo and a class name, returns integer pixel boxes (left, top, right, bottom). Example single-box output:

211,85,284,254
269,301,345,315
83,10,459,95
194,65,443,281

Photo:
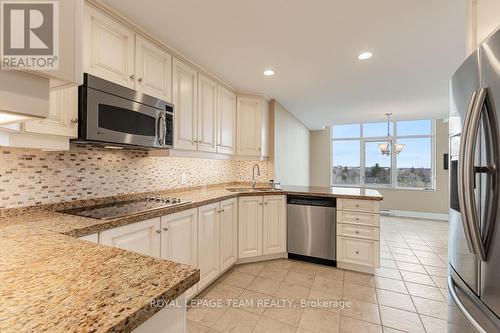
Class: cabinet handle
138,77,143,83
355,251,359,254
259,203,263,206
355,204,360,207
163,227,168,231
70,118,78,124
130,74,135,80
355,231,360,234
264,202,268,205
220,209,225,213
156,230,161,234
355,217,360,221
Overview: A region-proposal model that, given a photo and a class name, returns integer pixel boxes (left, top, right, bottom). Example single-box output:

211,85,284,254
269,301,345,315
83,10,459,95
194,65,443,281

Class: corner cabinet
100,218,161,257
238,195,286,259
336,199,380,274
24,86,79,138
236,95,269,157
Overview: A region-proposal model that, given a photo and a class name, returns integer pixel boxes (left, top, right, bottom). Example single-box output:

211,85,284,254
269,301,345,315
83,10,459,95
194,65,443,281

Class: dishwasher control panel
287,195,336,207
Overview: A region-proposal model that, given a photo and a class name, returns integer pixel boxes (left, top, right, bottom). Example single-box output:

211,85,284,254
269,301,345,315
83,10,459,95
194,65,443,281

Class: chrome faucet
252,163,261,188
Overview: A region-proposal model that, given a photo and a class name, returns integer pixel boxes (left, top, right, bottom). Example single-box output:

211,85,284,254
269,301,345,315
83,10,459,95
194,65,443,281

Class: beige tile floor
187,216,449,333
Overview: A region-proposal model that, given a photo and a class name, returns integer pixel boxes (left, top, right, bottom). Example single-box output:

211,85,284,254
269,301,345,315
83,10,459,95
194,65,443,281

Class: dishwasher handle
287,195,336,207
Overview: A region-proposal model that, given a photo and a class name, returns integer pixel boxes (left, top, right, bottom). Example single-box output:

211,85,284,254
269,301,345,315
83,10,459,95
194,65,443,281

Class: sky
332,120,432,168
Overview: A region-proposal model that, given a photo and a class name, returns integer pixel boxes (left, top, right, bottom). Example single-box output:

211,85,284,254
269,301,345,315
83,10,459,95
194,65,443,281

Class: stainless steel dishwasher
287,195,336,266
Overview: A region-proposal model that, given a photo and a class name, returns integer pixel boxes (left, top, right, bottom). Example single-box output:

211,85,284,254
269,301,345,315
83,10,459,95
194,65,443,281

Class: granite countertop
0,183,381,332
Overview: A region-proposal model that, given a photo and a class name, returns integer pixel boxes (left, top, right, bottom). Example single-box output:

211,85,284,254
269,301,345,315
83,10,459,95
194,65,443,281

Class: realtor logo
1,0,59,69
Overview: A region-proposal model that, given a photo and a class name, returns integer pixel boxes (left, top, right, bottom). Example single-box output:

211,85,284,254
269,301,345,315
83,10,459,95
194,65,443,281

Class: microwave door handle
458,90,478,254
157,113,165,146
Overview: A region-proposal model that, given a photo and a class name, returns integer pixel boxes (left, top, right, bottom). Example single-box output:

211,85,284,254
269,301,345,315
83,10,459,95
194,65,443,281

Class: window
331,120,434,189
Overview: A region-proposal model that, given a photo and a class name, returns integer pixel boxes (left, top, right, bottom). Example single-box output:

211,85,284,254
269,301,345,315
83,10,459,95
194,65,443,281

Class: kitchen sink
226,187,280,193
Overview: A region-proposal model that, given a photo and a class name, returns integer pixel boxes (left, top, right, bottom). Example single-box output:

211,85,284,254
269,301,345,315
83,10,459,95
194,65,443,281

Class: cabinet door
84,4,135,88
217,86,237,154
24,86,78,137
262,195,286,255
198,203,220,289
173,59,198,151
197,74,217,152
100,218,161,257
238,196,263,258
135,36,172,103
219,198,238,271
260,99,269,157
161,208,198,298
237,96,262,156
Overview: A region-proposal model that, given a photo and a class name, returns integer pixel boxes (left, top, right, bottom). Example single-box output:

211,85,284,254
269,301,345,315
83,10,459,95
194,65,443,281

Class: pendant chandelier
378,113,405,155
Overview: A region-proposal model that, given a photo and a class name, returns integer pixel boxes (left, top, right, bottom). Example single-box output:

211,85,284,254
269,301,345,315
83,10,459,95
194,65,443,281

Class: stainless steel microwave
76,73,173,149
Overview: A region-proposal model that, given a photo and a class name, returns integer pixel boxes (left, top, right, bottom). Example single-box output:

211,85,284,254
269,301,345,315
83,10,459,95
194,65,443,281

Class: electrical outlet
181,174,187,185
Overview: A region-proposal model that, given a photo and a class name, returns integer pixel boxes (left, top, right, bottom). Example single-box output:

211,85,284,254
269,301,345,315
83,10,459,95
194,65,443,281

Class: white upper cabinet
217,86,237,155
262,195,286,255
236,95,269,157
135,36,172,102
238,196,263,258
219,198,238,271
468,0,500,54
198,203,220,289
100,218,161,257
173,59,198,151
197,74,218,152
84,4,135,88
24,86,78,137
237,96,261,156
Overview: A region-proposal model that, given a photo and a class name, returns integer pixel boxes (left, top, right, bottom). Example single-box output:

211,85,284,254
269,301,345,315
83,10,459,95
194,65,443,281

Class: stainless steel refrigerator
448,28,500,333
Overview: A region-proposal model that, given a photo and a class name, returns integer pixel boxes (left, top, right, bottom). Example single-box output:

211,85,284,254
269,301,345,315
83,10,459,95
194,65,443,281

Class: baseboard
235,252,287,264
382,209,448,221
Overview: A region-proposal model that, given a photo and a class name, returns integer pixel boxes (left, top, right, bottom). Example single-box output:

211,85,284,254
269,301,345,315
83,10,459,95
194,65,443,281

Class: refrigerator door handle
458,90,478,254
464,88,487,261
464,88,499,261
448,276,488,333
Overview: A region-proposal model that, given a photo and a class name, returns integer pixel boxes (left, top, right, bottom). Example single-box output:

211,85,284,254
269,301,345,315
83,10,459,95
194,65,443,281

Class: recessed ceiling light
358,52,373,60
263,69,275,76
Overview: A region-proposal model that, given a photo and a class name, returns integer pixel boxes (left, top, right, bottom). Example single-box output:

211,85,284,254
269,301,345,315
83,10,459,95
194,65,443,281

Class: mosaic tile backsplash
0,145,270,209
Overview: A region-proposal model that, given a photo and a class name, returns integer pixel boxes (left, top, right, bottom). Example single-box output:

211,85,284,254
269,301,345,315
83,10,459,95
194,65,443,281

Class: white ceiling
102,0,467,129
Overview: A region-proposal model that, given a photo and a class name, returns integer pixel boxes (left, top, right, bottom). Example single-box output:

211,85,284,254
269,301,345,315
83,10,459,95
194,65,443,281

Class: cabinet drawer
337,237,378,267
337,223,379,240
337,211,379,226
338,199,379,213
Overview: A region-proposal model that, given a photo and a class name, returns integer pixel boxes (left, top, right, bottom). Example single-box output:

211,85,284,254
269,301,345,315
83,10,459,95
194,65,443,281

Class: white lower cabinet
336,198,380,273
197,203,221,289
262,196,286,255
238,195,286,259
238,196,263,258
100,218,161,257
79,233,99,243
161,209,198,298
219,198,238,271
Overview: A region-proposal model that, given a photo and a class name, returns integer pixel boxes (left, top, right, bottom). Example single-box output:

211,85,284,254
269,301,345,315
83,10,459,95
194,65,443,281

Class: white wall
309,120,449,214
270,100,310,186
310,128,331,186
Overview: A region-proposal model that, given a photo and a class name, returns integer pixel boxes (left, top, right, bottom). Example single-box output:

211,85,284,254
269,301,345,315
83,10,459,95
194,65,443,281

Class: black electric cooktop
61,197,191,220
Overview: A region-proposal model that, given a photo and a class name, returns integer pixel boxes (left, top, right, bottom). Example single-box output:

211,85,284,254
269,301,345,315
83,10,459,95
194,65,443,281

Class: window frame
330,120,436,191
